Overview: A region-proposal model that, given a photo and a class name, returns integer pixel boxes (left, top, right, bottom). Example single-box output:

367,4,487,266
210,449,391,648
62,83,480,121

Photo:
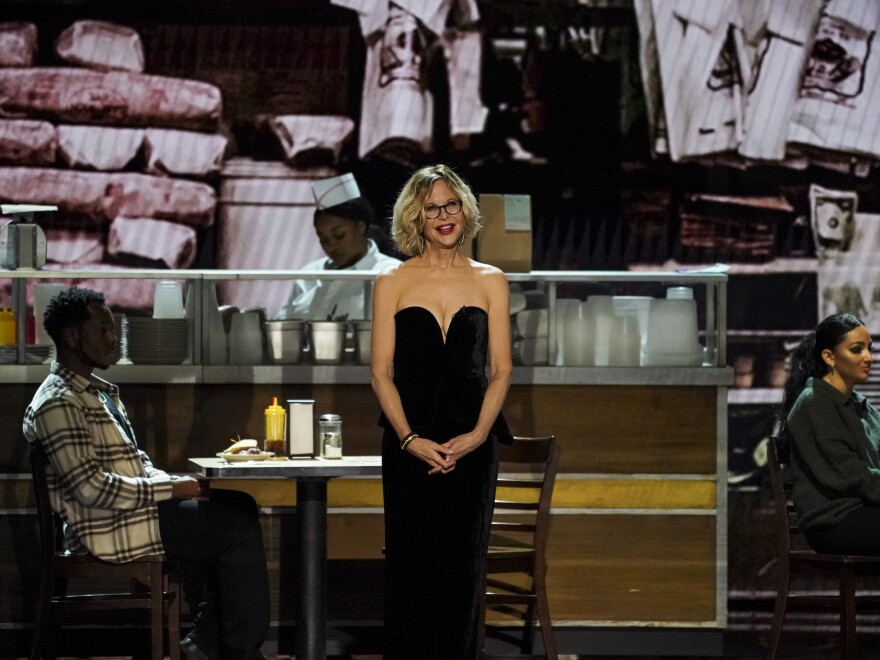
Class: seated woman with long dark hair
780,312,880,555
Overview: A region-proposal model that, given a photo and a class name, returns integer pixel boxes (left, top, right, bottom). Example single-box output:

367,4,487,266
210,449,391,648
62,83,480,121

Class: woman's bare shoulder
468,259,507,281
376,262,405,280
376,261,422,292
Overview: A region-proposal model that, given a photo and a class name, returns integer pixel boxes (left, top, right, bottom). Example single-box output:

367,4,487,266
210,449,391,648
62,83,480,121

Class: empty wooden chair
766,435,880,660
29,441,181,660
481,434,560,659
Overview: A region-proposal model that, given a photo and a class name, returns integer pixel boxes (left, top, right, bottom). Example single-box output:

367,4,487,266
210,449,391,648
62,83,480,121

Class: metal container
228,310,265,365
308,321,347,364
353,321,372,364
265,320,305,364
319,413,342,459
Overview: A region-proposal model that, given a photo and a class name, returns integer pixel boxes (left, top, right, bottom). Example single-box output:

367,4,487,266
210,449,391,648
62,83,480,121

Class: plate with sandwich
217,438,274,462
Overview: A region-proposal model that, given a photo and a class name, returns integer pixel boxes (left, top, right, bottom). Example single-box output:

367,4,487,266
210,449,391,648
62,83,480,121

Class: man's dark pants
158,488,269,659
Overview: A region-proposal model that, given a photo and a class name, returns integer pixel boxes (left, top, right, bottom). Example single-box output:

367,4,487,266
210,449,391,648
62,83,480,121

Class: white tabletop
188,455,382,479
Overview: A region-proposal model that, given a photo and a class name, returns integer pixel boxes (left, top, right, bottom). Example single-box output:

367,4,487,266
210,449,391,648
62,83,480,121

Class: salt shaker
319,414,342,459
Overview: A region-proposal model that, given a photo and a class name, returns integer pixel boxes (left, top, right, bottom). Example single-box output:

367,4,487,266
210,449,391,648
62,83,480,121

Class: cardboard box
476,194,532,272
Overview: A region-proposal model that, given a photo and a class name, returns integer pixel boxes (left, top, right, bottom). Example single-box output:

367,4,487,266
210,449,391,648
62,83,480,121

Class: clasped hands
171,476,210,501
405,431,485,475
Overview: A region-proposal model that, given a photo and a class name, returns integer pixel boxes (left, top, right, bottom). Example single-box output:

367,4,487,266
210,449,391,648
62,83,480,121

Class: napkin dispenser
0,204,55,270
288,399,316,457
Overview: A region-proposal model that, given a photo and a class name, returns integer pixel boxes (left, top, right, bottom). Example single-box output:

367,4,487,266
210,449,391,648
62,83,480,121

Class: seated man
22,287,268,660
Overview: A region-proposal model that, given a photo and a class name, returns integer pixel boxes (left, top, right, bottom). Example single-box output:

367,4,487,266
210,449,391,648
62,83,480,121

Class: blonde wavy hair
391,164,482,256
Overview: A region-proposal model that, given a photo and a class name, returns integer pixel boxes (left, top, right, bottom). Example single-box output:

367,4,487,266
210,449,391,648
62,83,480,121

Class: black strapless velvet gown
380,306,512,659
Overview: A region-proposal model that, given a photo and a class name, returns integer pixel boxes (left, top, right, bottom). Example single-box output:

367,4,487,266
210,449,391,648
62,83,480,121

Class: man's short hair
43,287,106,345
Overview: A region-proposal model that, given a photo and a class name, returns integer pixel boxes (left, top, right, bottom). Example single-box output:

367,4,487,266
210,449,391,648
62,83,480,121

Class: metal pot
353,321,372,364
308,321,347,364
265,320,305,364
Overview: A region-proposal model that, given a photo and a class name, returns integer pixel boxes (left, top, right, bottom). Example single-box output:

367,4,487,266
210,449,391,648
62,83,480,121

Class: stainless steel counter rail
1,268,727,366
0,363,735,385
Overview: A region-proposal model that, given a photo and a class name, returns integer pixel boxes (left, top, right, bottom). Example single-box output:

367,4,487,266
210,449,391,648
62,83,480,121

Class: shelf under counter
0,364,734,386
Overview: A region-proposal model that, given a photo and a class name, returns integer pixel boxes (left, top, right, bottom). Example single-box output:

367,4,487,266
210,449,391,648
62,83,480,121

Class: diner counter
1,373,730,650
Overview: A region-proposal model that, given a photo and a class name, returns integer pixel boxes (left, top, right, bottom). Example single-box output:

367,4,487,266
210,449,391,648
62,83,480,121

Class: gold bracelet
400,432,419,450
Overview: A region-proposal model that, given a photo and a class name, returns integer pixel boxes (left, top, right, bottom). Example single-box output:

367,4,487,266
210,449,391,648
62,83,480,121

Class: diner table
188,455,383,660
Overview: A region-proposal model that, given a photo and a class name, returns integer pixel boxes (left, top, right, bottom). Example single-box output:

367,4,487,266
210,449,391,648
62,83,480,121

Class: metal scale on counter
0,203,55,270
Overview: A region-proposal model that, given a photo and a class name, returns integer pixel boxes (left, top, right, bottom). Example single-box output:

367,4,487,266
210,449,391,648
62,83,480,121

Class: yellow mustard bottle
264,397,286,456
0,307,16,346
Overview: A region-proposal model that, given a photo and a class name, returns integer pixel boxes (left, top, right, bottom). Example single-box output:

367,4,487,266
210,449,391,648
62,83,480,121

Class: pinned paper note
503,195,531,232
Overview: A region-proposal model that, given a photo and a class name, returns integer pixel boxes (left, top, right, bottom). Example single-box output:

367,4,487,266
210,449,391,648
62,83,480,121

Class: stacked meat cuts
0,19,361,317
0,20,225,310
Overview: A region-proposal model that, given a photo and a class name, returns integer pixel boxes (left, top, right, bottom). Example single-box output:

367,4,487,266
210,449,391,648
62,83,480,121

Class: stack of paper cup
152,280,185,319
584,296,614,366
554,299,580,365
611,296,652,354
562,301,594,366
608,315,641,366
642,287,702,366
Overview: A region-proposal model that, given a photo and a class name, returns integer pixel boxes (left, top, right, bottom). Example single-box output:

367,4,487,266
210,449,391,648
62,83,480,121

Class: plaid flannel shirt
22,362,175,562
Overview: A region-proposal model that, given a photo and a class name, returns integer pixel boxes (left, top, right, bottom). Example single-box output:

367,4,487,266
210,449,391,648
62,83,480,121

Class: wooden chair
481,435,560,659
29,441,181,660
766,435,880,660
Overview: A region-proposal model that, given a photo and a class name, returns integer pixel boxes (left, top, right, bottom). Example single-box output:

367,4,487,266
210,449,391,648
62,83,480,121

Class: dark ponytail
779,313,864,426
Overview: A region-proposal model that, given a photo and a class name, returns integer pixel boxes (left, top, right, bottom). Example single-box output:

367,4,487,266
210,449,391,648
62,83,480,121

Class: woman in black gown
371,164,513,658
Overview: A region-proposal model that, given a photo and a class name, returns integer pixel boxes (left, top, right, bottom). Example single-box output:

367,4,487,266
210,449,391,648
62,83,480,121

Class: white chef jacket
276,239,401,321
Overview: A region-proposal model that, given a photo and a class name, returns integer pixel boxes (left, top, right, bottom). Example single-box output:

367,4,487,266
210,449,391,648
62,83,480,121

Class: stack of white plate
112,314,125,364
126,318,189,365
0,345,51,364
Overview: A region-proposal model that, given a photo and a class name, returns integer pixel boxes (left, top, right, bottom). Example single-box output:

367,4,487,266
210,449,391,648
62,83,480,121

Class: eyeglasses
424,200,462,219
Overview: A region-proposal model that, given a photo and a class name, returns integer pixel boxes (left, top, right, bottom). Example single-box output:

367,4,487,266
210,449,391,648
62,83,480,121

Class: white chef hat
311,173,361,209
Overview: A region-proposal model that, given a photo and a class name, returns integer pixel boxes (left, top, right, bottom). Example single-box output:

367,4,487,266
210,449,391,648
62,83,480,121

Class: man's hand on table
171,476,210,501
